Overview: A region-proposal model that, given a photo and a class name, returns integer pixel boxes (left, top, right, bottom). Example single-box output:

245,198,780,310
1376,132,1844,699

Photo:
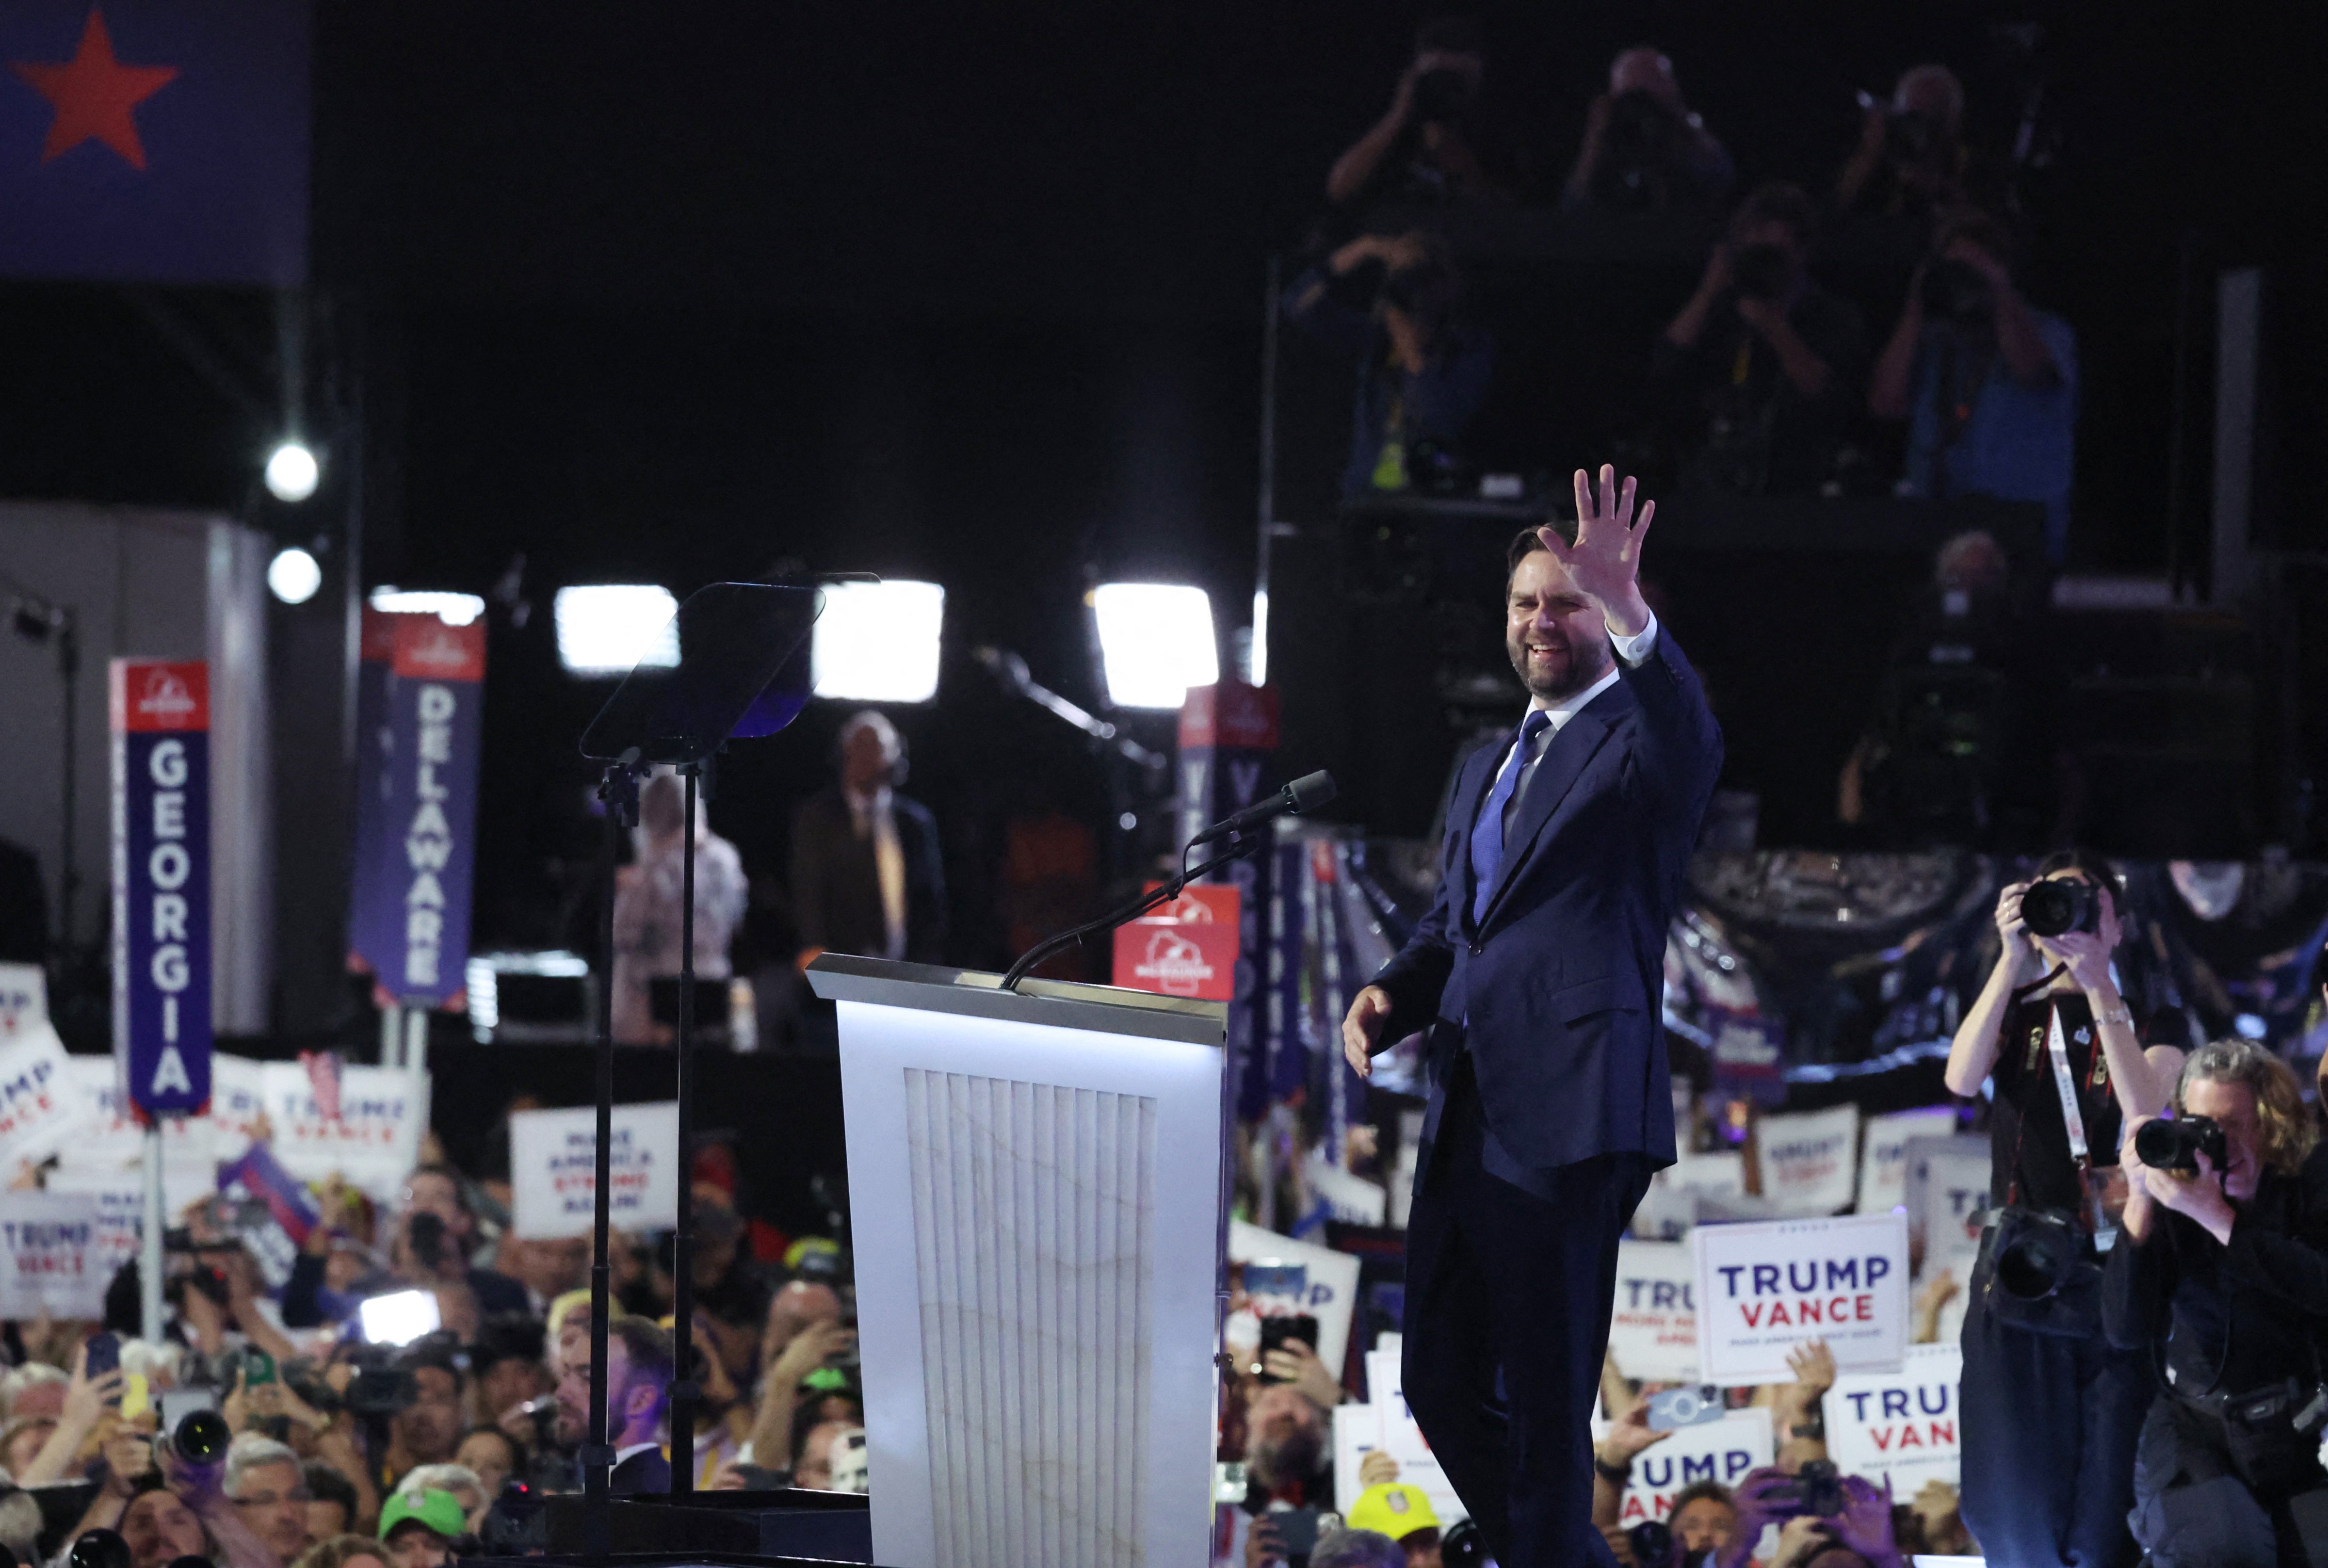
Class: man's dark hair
397,1332,470,1389
1670,1478,1735,1518
1733,180,1818,245
304,1461,359,1521
1415,16,1483,54
1935,209,2016,273
611,1317,676,1413
1506,521,1576,583
2032,848,2124,918
471,1312,546,1373
408,1163,476,1217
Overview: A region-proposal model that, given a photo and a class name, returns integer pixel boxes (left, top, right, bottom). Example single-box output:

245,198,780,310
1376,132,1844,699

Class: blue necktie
1470,710,1549,926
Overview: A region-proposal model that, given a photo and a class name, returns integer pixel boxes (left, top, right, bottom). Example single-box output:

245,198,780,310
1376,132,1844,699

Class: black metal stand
999,833,1262,991
583,753,639,1561
666,757,711,1492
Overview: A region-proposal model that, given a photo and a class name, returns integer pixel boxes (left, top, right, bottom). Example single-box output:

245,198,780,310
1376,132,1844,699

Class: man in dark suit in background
790,710,947,966
556,1315,676,1494
1343,467,1722,1568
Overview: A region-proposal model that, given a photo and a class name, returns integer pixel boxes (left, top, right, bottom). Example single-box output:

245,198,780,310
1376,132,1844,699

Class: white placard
1827,1342,1963,1489
1332,1403,1383,1513
1609,1240,1700,1381
1666,1149,1747,1198
1229,1218,1362,1375
0,963,48,1037
1755,1104,1862,1216
1630,1172,1698,1241
41,1170,144,1284
1908,1136,1989,1345
1303,1154,1388,1227
0,1192,113,1317
1693,1212,1910,1382
1352,1346,1468,1525
0,1025,86,1169
206,1055,271,1161
1616,1408,1774,1528
509,1101,680,1240
264,1062,428,1200
1857,1109,1958,1216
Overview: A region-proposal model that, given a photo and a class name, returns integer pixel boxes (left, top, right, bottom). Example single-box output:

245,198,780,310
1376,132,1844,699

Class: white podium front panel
832,981,1224,1568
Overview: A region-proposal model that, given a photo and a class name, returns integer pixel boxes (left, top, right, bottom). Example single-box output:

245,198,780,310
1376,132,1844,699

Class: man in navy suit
1343,467,1722,1568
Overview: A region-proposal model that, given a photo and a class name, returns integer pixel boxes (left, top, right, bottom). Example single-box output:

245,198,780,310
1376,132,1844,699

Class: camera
2018,877,2099,938
1730,243,1792,301
407,1212,450,1273
1920,258,1993,326
1627,1519,1675,1566
2134,1114,2228,1175
1992,1206,2084,1301
1764,1457,1847,1520
156,1406,233,1466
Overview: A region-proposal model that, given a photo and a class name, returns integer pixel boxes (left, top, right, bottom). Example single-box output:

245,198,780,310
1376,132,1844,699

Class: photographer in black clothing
1941,851,2186,1567
2107,1042,2328,1568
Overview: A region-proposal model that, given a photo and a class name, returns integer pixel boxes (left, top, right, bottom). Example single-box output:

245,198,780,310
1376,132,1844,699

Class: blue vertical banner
1177,682,1280,1122
110,658,210,1120
349,615,485,1008
345,608,398,987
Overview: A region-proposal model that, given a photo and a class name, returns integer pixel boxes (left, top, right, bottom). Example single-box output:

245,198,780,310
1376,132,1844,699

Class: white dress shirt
1497,610,1663,830
844,783,909,961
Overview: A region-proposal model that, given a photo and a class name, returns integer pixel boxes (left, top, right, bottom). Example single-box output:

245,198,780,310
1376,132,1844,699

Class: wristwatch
2096,1002,2134,1029
1592,1454,1632,1484
1790,1417,1826,1439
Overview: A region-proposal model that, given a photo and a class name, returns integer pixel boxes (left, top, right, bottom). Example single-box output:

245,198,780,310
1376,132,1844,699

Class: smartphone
1645,1384,1725,1432
1271,1506,1323,1559
243,1349,276,1387
83,1331,122,1383
1255,1314,1320,1382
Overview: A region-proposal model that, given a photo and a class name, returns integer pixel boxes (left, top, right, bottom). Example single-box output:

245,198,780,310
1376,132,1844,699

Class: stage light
553,584,679,675
1092,582,1218,709
263,441,320,502
357,1289,442,1347
1249,589,1270,687
812,580,945,703
265,547,322,605
368,587,485,626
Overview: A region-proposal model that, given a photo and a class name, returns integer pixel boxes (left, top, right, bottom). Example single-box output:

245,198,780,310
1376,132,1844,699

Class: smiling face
2182,1077,2264,1202
1505,546,1614,703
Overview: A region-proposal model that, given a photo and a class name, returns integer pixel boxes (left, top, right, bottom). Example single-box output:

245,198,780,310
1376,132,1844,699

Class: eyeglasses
233,1491,314,1507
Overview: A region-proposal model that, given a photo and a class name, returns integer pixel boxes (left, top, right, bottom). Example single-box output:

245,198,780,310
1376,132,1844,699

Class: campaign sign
110,659,211,1118
1180,682,1279,1121
1230,1217,1360,1373
53,1056,213,1205
38,1171,142,1285
1610,1240,1701,1381
1694,1212,1910,1382
262,1061,427,1200
0,1192,111,1318
0,1024,80,1168
1112,884,1240,1002
1857,1108,1959,1216
509,1101,680,1240
1618,1409,1774,1527
1827,1342,1963,1490
1755,1104,1861,1216
346,609,400,984
1353,1343,1468,1525
351,616,485,1007
0,963,47,1038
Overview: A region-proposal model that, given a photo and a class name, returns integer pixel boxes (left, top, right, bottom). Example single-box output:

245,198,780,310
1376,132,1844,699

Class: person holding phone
1942,851,2182,1567
1242,1382,1335,1568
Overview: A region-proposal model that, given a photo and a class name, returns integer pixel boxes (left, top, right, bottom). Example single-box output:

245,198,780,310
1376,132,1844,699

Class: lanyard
2045,1002,2090,1164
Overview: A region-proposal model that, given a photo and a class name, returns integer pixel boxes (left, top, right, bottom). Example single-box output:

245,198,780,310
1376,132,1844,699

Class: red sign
110,659,208,733
360,607,399,663
390,614,485,682
1112,883,1240,1001
1178,680,1279,751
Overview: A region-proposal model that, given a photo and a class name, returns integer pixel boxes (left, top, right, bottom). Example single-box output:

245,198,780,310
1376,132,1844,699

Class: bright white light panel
370,588,487,627
1092,583,1218,710
553,584,680,675
813,580,946,703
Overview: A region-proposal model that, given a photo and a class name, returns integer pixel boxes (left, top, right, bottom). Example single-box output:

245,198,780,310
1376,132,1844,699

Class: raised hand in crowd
1827,1472,1905,1568
1773,1336,1834,1469
1258,1336,1341,1413
1355,1449,1400,1488
18,1338,124,1485
1910,1269,1958,1344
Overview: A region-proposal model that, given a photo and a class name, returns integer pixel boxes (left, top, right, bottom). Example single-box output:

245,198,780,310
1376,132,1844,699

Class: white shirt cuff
1608,608,1660,666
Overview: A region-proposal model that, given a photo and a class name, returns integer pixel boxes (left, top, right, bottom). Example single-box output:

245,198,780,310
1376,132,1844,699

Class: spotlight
357,1288,442,1348
553,584,679,676
263,441,320,502
812,580,944,703
266,547,322,605
1091,582,1218,709
369,587,486,626
1249,588,1270,687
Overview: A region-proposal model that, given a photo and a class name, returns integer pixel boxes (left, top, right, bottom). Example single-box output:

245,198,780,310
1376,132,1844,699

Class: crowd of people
0,1129,868,1568
1285,26,2078,562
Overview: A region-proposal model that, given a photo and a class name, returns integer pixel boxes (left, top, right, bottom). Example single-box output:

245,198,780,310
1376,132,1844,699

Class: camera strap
2044,1002,2091,1164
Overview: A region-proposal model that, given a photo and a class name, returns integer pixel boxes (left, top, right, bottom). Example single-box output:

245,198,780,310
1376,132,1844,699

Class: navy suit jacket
1373,629,1723,1174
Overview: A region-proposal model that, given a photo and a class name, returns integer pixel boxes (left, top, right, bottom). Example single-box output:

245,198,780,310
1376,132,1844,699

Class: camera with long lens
1440,1518,1490,1568
2019,877,2099,938
1920,257,1993,326
406,1212,450,1273
1627,1518,1675,1566
158,1406,233,1466
2134,1114,2228,1175
69,1530,130,1568
1991,1207,2084,1301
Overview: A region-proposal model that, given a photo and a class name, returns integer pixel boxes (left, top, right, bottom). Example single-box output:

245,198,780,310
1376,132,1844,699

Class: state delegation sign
1693,1212,1910,1382
109,659,211,1118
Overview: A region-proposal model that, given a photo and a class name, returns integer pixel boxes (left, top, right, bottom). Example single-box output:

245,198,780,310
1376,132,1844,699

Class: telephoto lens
68,1529,130,1568
167,1408,233,1465
1628,1519,1676,1567
2018,878,2098,939
2134,1114,2228,1175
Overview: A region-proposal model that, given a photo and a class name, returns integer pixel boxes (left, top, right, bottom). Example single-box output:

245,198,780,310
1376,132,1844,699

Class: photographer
1870,210,2077,563
1325,18,1507,210
1239,1383,1334,1568
1281,230,1493,499
1652,182,1866,496
1719,1467,1901,1568
1942,851,2182,1567
1562,48,1734,214
1836,66,1973,221
2106,1042,2328,1565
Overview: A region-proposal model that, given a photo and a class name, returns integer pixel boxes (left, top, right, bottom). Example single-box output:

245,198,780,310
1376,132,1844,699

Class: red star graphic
11,8,177,171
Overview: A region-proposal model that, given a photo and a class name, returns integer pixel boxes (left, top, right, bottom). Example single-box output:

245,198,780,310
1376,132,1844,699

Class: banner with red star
0,2,307,286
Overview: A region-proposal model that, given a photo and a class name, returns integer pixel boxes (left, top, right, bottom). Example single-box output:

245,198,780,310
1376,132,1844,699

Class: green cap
379,1488,466,1542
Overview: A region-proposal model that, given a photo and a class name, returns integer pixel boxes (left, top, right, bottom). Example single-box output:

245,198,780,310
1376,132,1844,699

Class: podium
807,954,1231,1568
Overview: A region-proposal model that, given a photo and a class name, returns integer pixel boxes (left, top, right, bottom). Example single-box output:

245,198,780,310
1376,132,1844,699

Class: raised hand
1540,465,1655,636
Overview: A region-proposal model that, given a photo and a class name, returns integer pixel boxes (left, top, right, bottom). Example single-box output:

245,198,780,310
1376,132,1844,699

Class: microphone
1189,770,1337,844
